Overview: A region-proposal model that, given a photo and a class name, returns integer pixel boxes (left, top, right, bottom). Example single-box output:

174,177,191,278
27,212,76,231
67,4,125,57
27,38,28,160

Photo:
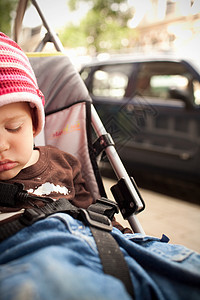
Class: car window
135,62,200,107
149,74,189,99
91,64,133,98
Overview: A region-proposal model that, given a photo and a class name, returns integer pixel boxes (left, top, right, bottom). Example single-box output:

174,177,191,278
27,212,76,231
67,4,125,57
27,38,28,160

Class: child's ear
33,126,37,137
30,106,38,136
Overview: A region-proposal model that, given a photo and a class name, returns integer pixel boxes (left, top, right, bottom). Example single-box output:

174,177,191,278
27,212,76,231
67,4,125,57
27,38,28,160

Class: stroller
14,0,145,234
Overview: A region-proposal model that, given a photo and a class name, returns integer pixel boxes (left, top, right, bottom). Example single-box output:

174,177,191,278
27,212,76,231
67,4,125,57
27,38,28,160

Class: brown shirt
0,146,131,233
1,146,92,212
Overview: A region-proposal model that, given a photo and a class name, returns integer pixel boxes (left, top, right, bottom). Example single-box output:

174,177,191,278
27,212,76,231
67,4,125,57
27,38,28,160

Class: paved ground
103,177,200,253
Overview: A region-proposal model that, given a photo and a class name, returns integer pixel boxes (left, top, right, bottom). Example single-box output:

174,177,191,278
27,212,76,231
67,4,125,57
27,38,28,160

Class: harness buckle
80,209,113,232
19,208,45,226
88,197,119,221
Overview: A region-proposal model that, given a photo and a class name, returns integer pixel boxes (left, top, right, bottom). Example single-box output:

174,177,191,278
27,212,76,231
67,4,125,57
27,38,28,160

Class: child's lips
0,160,18,172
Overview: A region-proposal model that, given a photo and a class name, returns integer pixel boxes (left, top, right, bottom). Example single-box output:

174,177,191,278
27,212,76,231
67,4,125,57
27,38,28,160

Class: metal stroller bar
91,106,145,234
14,0,65,52
31,0,65,52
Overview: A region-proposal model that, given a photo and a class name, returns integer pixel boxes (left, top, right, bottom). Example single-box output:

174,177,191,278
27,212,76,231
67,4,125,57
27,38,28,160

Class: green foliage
0,0,18,35
61,0,136,53
59,25,87,48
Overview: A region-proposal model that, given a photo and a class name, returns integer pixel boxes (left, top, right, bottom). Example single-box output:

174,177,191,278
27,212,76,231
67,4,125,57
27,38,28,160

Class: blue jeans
0,213,199,300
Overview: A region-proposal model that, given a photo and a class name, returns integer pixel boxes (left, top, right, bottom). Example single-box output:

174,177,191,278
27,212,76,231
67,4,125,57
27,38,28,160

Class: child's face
0,102,36,180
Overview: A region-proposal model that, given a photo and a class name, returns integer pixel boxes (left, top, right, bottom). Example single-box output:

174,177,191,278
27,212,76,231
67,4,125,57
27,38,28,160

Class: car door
130,60,200,181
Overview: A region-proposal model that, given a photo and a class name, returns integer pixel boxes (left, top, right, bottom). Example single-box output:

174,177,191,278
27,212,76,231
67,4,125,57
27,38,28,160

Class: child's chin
0,169,21,181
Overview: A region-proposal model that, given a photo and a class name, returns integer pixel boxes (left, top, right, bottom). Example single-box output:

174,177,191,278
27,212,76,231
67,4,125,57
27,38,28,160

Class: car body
80,54,200,198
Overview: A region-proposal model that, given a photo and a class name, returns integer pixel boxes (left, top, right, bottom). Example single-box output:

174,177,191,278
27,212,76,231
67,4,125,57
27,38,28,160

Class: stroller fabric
28,54,102,201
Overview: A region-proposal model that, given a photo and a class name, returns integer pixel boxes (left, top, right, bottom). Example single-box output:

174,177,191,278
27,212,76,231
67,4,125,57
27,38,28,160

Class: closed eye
6,126,22,133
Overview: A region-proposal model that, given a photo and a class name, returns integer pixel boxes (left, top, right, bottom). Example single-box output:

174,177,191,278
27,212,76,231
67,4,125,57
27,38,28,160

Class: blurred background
0,0,200,252
1,0,200,66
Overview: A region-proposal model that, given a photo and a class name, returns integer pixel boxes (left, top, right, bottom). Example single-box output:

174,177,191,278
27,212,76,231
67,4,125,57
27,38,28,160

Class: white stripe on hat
0,62,37,86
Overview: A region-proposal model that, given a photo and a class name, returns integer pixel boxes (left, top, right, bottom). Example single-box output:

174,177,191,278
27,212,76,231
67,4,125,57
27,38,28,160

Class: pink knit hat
0,32,45,136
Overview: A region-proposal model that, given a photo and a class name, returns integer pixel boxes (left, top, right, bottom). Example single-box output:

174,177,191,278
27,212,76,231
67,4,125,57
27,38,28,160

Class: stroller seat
28,53,103,201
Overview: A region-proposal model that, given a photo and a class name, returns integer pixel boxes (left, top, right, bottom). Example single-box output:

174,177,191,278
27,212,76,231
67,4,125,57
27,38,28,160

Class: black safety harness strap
0,218,25,242
0,183,134,298
0,198,77,242
90,226,134,298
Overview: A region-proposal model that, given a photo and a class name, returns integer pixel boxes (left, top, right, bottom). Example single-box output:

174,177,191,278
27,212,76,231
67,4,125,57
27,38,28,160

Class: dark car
80,54,200,201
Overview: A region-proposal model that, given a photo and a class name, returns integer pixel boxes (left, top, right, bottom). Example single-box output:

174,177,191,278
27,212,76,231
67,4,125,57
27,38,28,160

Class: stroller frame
14,0,145,234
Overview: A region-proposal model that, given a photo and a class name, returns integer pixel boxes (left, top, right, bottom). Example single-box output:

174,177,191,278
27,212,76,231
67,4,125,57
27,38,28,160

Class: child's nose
0,133,9,152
